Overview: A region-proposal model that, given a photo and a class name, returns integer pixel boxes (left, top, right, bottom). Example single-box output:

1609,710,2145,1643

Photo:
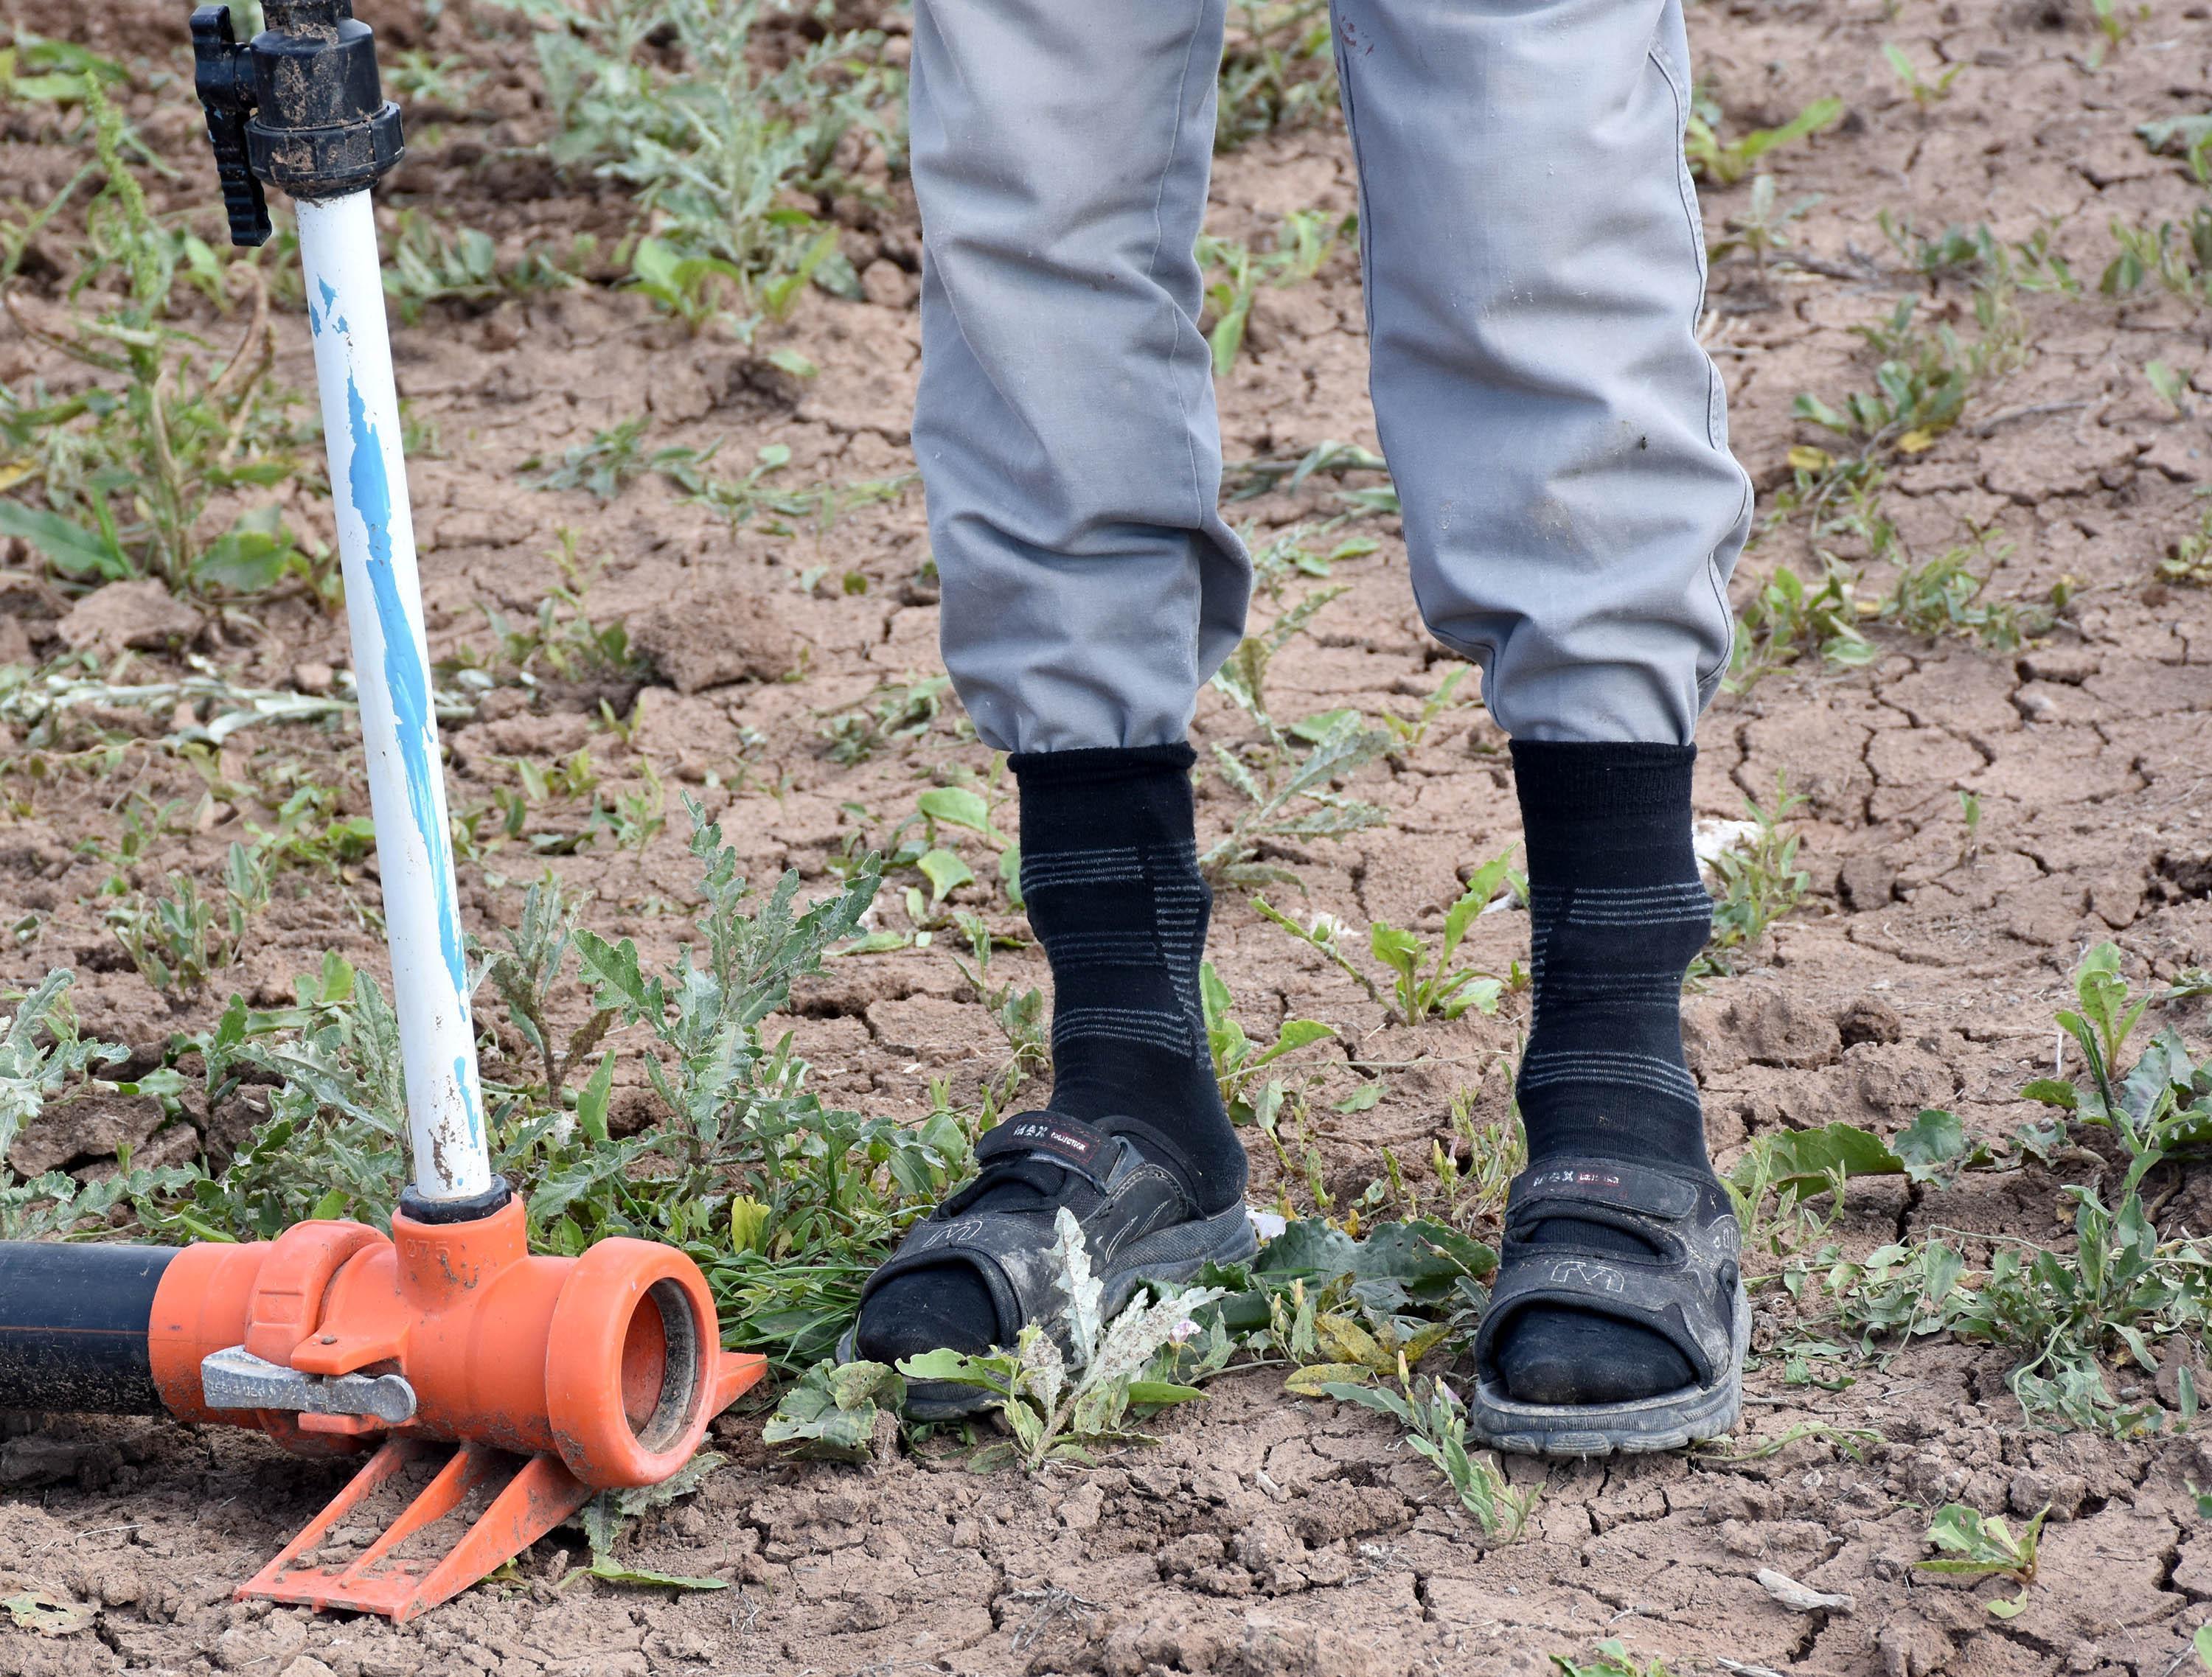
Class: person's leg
855,0,1254,1376
911,0,1250,758
1334,0,1752,1426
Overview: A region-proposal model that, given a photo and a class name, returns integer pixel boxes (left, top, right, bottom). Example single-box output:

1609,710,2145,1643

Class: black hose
0,1242,176,1415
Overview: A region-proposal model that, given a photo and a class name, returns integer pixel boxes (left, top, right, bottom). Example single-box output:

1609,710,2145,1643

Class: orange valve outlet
545,1241,720,1487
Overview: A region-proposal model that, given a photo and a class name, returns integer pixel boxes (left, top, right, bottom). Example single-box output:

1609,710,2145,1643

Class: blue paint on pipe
344,372,482,1143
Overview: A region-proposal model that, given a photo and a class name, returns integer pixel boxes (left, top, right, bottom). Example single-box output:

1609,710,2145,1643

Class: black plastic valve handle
189,4,272,248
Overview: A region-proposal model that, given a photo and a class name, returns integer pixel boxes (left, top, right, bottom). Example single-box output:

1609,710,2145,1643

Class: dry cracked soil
6,0,2212,1672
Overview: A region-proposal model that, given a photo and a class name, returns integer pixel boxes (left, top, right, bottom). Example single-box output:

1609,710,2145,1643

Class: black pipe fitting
190,0,406,248
0,1242,175,1415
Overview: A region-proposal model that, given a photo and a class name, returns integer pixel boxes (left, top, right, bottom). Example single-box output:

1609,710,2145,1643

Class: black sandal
841,1112,1255,1419
1467,1157,1747,1458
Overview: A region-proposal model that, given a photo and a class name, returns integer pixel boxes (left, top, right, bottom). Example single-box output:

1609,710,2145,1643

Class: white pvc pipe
296,191,490,1204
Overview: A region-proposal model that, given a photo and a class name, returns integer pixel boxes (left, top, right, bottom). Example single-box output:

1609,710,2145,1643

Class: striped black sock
1010,744,1245,1215
1500,740,1715,1406
853,746,1245,1362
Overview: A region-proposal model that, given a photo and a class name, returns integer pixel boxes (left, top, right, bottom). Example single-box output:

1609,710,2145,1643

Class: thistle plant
899,1209,1228,1470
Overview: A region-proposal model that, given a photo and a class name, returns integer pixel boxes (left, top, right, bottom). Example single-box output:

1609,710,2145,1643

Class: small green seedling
1711,172,1823,269
1254,852,1515,1026
2148,359,2194,416
1551,1642,1672,1677
1321,1361,1539,1541
1201,961,1333,1127
1883,41,1965,108
1686,94,1843,185
1368,850,1516,1024
1917,1502,2046,1617
899,1209,1225,1471
1692,779,1808,979
763,1359,905,1462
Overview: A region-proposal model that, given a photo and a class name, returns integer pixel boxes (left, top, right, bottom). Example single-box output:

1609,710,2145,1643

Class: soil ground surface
7,0,2212,1672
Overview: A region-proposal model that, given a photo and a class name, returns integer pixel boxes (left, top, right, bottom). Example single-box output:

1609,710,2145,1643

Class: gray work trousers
912,0,1753,753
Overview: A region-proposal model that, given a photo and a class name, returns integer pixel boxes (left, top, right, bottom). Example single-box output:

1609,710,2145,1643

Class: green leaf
1731,1121,1905,1199
917,787,996,837
1,1589,93,1634
1124,1380,1206,1406
582,1561,728,1591
2022,1078,2081,1111
1284,1362,1376,1395
193,506,299,593
915,848,975,904
2194,1622,2212,1670
1369,922,1422,980
575,1052,613,1144
896,1347,1016,1390
1893,1108,1978,1183
0,501,131,579
762,1357,904,1462
1290,707,1361,744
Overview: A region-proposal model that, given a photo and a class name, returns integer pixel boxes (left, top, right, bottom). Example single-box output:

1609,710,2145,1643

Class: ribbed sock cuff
1010,744,1197,853
1509,740,1696,823
1512,741,1698,893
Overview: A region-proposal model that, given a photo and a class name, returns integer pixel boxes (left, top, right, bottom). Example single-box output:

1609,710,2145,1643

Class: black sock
1499,740,1715,1406
854,744,1243,1363
1010,744,1244,1213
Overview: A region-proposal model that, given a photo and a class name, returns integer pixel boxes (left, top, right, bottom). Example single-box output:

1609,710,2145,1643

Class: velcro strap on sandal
1474,1248,1735,1388
975,1112,1118,1186
1509,1160,1701,1223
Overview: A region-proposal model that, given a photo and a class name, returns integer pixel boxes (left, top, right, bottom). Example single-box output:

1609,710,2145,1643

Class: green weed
1196,210,1352,373
1727,556,1875,692
1793,290,2027,462
1686,92,1842,186
525,416,654,501
1222,438,1392,503
573,1453,730,1591
3,806,967,1371
0,80,311,596
1793,949,2212,1437
102,840,268,992
821,675,953,765
657,443,916,537
384,212,588,324
1873,537,2060,652
1552,1642,1674,1677
2103,128,2212,301
1883,41,1966,108
508,0,897,330
1216,0,1338,152
1201,714,1391,891
1322,1366,1539,1540
2160,497,2212,587
762,1359,904,1462
1202,960,1334,1129
899,1210,1228,1471
1691,780,1809,980
1919,1502,2045,1618
1711,172,1822,269
1256,850,1516,1025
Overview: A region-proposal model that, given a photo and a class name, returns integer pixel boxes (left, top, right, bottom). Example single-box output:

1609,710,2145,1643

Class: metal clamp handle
201,1345,417,1425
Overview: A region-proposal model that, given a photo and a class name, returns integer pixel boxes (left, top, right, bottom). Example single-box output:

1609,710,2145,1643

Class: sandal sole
840,1201,1260,1422
1464,1277,1751,1459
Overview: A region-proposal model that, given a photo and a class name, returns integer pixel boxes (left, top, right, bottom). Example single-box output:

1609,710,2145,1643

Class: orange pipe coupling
145,1197,758,1489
